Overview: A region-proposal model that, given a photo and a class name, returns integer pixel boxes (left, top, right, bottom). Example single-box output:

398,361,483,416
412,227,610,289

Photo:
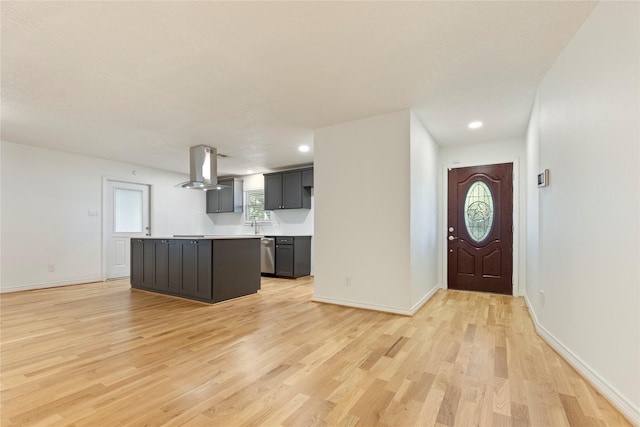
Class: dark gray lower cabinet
212,238,261,302
131,238,260,303
154,240,170,291
131,239,145,287
274,236,311,278
178,239,213,300
131,239,158,289
142,240,156,289
275,243,294,277
168,240,184,294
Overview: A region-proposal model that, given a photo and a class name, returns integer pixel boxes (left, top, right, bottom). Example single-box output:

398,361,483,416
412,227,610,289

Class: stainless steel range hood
175,145,229,190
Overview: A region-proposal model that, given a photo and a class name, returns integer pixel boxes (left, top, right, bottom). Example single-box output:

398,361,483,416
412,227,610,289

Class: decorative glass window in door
464,181,494,242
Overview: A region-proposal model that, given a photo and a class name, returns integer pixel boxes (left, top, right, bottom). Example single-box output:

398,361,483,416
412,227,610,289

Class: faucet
252,220,259,235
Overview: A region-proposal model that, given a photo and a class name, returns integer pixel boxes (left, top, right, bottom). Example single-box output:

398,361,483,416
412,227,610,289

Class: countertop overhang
152,235,263,239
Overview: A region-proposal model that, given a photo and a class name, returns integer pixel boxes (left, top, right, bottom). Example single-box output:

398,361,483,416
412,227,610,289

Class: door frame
101,176,153,281
440,158,521,296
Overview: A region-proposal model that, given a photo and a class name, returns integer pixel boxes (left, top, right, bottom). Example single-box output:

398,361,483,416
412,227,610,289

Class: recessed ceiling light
246,169,254,174
298,145,310,153
468,121,483,129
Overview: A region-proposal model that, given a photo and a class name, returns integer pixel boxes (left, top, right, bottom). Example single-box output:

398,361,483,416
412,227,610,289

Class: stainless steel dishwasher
260,237,275,274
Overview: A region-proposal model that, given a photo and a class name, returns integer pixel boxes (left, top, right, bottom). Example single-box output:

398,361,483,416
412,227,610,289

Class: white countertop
140,234,312,239
143,235,262,239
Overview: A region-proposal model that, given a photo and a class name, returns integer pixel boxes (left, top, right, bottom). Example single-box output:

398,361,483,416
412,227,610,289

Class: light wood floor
1,277,631,427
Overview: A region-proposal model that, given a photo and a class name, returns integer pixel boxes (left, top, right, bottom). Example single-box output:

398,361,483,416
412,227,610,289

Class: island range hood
176,145,229,190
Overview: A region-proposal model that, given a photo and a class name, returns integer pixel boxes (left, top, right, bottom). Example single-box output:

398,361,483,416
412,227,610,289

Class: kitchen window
245,189,271,223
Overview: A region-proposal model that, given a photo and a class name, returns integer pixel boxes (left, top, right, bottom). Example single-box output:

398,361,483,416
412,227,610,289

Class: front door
447,163,513,295
105,180,150,279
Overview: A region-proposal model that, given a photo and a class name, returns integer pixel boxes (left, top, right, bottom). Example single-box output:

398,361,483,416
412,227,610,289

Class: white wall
438,137,527,295
526,2,639,422
314,110,438,314
409,111,440,308
0,141,206,292
526,95,540,314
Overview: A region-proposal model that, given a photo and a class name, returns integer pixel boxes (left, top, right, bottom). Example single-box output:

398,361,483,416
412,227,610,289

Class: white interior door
105,181,150,279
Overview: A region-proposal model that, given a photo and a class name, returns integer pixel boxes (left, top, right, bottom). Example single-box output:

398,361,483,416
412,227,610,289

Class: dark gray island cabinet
131,237,260,304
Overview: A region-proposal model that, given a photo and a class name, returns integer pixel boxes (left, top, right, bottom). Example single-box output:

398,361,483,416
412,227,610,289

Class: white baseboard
523,294,640,426
313,284,441,316
0,277,103,293
409,284,442,315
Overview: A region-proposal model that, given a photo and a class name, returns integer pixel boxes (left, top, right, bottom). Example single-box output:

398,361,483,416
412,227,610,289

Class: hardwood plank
0,279,632,426
494,345,509,379
510,402,532,427
435,385,462,426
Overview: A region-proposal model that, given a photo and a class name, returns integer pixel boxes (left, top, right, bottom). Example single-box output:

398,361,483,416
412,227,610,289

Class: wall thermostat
537,169,549,188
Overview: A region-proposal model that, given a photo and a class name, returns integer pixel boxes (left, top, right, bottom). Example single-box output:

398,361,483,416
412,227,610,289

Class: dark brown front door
447,163,513,295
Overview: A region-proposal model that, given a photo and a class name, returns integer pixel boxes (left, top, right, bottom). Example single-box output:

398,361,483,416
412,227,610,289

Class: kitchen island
130,236,260,304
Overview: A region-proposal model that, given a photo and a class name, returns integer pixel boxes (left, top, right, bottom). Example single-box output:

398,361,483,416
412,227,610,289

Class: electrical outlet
47,263,56,272
345,275,351,286
539,290,545,307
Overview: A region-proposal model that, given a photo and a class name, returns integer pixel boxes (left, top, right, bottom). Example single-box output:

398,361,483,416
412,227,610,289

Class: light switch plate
537,169,549,188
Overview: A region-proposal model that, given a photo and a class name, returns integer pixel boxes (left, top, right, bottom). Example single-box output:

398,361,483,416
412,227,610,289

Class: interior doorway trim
101,176,153,282
440,158,521,296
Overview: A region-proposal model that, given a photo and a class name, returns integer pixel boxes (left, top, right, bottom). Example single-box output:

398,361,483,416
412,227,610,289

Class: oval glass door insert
464,181,494,242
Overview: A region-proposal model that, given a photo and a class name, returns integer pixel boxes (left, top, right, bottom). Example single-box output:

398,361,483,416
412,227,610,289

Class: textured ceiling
1,1,596,175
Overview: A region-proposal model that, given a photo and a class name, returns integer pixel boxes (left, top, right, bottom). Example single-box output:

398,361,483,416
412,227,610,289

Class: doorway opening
447,163,513,295
103,180,150,280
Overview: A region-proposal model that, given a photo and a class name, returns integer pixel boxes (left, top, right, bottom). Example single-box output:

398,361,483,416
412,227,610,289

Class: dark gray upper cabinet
264,174,283,211
282,171,302,208
206,178,243,213
302,168,313,188
264,167,313,210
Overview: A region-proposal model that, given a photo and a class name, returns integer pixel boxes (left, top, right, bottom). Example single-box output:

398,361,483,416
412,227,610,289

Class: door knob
448,236,458,241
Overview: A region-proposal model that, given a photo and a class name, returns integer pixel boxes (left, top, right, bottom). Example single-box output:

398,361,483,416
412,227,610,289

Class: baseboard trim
0,277,103,293
409,284,442,315
523,294,640,426
313,284,441,316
